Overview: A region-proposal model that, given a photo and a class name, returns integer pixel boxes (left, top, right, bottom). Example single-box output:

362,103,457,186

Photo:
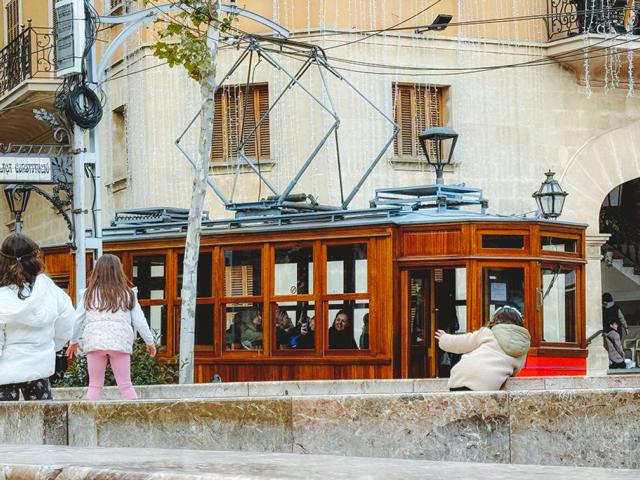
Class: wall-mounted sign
0,157,53,183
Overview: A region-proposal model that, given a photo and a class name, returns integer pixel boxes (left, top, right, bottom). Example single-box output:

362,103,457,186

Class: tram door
408,270,435,378
408,267,467,378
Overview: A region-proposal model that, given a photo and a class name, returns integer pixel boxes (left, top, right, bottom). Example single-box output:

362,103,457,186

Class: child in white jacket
0,233,74,401
435,306,531,391
66,254,156,400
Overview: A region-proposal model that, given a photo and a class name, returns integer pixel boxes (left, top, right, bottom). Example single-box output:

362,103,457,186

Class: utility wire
324,0,444,50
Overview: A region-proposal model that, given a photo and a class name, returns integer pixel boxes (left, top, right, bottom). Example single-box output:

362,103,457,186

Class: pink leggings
86,350,137,400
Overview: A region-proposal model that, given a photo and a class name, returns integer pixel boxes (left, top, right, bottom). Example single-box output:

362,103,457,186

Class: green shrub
55,342,177,387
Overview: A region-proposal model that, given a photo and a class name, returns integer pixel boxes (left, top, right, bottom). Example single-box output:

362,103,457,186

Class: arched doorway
559,119,640,374
600,178,640,367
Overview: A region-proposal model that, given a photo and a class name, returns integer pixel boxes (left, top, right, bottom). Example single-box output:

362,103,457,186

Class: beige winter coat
438,325,531,391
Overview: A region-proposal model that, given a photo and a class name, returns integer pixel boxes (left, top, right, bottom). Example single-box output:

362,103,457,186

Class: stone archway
560,119,640,375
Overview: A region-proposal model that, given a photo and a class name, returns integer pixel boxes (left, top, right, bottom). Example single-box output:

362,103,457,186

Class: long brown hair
84,254,135,312
0,233,43,299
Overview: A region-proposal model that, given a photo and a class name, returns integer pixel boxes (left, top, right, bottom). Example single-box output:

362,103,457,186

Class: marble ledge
2,445,639,480
51,374,640,401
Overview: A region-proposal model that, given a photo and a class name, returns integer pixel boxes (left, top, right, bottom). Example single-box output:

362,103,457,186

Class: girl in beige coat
435,306,531,391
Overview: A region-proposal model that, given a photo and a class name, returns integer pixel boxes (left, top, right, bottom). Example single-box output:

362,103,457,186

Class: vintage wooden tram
42,189,587,382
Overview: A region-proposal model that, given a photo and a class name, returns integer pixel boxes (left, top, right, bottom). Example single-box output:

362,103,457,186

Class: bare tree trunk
179,1,220,384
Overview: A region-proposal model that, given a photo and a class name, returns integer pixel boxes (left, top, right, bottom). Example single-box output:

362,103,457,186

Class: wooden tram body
43,209,587,382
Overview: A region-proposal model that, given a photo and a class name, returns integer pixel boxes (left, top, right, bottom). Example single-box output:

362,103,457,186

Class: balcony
0,24,61,144
545,1,640,87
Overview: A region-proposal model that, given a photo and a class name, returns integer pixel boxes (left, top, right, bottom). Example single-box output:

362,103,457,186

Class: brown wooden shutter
211,90,225,162
257,85,270,160
241,87,257,158
393,83,444,159
393,84,415,156
225,266,254,297
6,0,19,42
211,84,270,163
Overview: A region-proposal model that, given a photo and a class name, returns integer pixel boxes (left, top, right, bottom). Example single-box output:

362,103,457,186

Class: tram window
482,268,525,324
224,249,261,297
326,244,367,294
223,302,263,351
133,255,166,300
176,252,213,298
327,300,369,350
274,246,313,295
271,301,315,350
455,268,468,333
542,268,576,343
142,305,167,350
481,235,524,249
541,236,577,253
194,304,214,346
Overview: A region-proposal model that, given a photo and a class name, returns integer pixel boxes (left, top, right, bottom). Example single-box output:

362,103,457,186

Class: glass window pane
141,305,166,350
541,236,577,253
133,255,166,300
176,252,213,298
482,268,525,324
481,235,524,249
194,304,214,346
326,244,367,294
328,300,369,350
224,250,261,297
223,302,263,351
409,271,428,346
274,247,313,295
271,301,315,350
542,269,576,343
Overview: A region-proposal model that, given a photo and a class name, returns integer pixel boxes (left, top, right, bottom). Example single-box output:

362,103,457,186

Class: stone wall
2,379,640,469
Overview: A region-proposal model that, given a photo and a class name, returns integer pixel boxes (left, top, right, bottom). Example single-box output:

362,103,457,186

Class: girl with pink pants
67,254,156,400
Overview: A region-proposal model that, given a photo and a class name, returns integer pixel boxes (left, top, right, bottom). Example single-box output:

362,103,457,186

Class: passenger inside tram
329,310,358,349
239,308,263,350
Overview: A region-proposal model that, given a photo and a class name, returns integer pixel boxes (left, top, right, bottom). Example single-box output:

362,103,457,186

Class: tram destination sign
0,156,53,184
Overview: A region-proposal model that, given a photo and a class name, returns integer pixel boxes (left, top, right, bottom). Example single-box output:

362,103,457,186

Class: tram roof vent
111,207,208,226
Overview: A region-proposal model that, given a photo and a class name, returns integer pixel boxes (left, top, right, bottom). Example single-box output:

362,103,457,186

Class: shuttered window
225,265,255,297
211,83,270,163
393,83,443,159
5,0,19,43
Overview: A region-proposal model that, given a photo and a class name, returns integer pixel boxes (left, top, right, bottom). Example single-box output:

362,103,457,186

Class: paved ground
0,445,637,479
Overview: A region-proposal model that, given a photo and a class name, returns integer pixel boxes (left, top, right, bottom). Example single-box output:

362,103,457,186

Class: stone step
0,445,637,480
51,374,640,401
2,386,640,470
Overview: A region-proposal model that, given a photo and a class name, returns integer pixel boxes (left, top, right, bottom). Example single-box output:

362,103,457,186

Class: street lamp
4,184,31,233
532,170,568,219
418,126,458,185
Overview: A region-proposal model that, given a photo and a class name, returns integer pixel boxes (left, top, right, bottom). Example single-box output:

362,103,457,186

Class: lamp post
532,170,568,219
418,127,458,185
4,184,31,233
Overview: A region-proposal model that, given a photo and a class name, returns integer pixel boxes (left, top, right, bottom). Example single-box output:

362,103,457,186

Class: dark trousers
0,378,52,401
450,386,472,391
610,360,626,369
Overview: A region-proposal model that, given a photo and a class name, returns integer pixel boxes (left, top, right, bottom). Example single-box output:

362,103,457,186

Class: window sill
106,176,128,193
209,159,275,175
390,157,457,172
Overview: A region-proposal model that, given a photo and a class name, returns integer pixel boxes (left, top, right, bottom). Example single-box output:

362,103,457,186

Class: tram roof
97,206,587,243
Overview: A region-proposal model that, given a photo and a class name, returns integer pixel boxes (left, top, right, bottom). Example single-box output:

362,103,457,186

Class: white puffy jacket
0,274,75,385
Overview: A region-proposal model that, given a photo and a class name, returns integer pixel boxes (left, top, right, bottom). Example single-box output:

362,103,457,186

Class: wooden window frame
220,245,266,357
537,263,581,349
322,240,372,356
211,83,270,165
130,251,174,356
476,228,530,256
270,242,321,356
392,83,444,160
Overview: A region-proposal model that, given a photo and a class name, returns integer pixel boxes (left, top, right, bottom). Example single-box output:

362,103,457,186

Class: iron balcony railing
547,0,639,41
0,23,55,99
